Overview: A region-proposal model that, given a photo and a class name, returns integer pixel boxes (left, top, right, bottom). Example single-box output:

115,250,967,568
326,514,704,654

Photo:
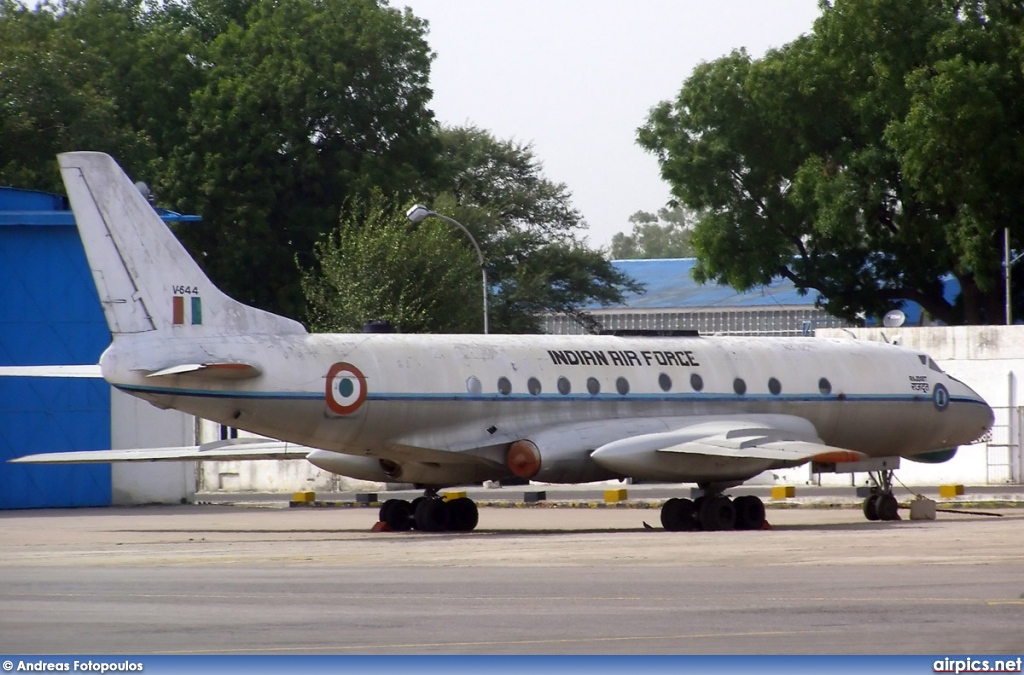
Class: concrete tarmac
2,504,1024,655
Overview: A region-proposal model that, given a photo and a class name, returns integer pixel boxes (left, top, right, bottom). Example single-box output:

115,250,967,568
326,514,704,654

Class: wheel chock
371,521,392,532
770,486,795,500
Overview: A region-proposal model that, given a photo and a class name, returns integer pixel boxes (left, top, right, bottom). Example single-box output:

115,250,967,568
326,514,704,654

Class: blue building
0,185,199,509
543,258,955,336
544,258,851,336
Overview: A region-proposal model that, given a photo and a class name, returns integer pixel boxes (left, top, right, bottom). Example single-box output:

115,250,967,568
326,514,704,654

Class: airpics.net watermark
934,657,1024,674
2,662,142,673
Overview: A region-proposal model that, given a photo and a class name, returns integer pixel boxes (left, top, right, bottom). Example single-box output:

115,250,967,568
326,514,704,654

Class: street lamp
406,204,489,334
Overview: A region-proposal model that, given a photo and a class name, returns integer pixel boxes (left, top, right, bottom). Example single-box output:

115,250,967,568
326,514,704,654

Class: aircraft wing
9,438,312,464
590,415,865,478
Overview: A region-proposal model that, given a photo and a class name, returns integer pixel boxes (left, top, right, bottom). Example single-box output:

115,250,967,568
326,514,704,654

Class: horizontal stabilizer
0,365,103,378
9,438,312,464
144,362,262,380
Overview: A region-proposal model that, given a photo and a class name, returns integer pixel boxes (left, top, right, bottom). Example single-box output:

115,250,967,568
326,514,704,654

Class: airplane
9,151,994,533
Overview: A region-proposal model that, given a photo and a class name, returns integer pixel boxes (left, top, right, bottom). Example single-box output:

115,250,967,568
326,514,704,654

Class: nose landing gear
862,469,901,521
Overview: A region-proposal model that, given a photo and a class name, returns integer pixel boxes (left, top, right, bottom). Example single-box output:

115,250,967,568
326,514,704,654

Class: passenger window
466,376,482,396
527,377,542,395
733,378,746,395
616,377,630,395
690,373,704,392
658,373,672,392
557,376,571,395
587,377,601,395
818,377,832,396
768,377,781,395
497,376,512,396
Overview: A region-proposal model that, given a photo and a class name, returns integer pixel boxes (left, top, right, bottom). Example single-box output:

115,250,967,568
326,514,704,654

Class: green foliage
0,0,156,191
611,207,694,259
638,0,1024,325
2,3,636,333
163,0,439,318
415,126,641,333
302,193,481,333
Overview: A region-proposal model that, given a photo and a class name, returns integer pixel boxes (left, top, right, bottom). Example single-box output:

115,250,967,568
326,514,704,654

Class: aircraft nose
947,379,993,445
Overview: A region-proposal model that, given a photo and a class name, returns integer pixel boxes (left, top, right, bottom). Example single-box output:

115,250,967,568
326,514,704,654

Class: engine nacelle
506,437,623,484
306,449,501,486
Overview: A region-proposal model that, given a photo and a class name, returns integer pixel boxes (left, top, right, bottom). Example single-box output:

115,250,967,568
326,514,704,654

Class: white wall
110,390,196,504
194,419,384,494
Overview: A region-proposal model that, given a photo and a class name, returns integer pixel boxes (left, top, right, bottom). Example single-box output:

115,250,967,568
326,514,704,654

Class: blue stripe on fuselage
112,383,985,407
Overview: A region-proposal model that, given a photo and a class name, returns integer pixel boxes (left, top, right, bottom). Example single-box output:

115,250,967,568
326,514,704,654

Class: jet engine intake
505,438,621,484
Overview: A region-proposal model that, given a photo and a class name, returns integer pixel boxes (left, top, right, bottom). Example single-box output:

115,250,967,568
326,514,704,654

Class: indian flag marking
325,362,367,415
172,296,202,325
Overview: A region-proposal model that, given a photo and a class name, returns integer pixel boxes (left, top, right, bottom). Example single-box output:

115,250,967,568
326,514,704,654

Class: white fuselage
100,332,993,486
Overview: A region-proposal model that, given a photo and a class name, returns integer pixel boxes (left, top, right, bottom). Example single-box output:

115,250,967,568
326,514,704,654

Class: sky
398,0,823,249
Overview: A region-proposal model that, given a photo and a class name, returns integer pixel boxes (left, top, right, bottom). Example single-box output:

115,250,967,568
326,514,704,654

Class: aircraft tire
733,495,766,530
409,497,427,530
414,498,450,532
383,499,412,531
447,497,479,532
876,494,899,521
379,499,403,524
862,494,881,521
699,495,736,531
660,497,697,531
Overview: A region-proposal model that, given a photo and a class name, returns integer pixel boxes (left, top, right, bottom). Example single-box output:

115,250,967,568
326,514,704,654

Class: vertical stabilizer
58,152,306,337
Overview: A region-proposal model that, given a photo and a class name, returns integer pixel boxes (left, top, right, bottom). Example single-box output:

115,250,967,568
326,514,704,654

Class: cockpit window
918,354,944,372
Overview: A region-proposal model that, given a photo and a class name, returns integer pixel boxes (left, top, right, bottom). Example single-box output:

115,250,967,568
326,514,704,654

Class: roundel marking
933,383,950,411
326,362,367,415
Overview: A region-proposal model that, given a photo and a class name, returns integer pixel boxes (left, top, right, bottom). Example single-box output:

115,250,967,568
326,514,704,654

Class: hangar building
0,186,199,509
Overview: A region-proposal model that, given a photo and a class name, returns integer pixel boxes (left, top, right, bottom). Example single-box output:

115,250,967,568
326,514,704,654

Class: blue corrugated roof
598,258,814,311
602,258,959,326
0,186,201,225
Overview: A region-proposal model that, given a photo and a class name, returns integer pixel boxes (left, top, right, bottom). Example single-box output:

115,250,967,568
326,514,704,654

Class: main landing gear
660,493,766,532
862,469,900,522
378,490,479,532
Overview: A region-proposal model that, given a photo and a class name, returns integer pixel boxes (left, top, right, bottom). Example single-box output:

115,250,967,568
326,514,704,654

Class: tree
416,126,641,333
0,0,156,192
302,193,481,333
637,0,1024,325
610,207,694,259
162,0,439,320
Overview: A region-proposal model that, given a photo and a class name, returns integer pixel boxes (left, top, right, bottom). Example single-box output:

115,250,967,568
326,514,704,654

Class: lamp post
406,204,489,334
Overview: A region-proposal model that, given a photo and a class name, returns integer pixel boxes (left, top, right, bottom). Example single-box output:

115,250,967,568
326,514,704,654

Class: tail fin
58,152,306,337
